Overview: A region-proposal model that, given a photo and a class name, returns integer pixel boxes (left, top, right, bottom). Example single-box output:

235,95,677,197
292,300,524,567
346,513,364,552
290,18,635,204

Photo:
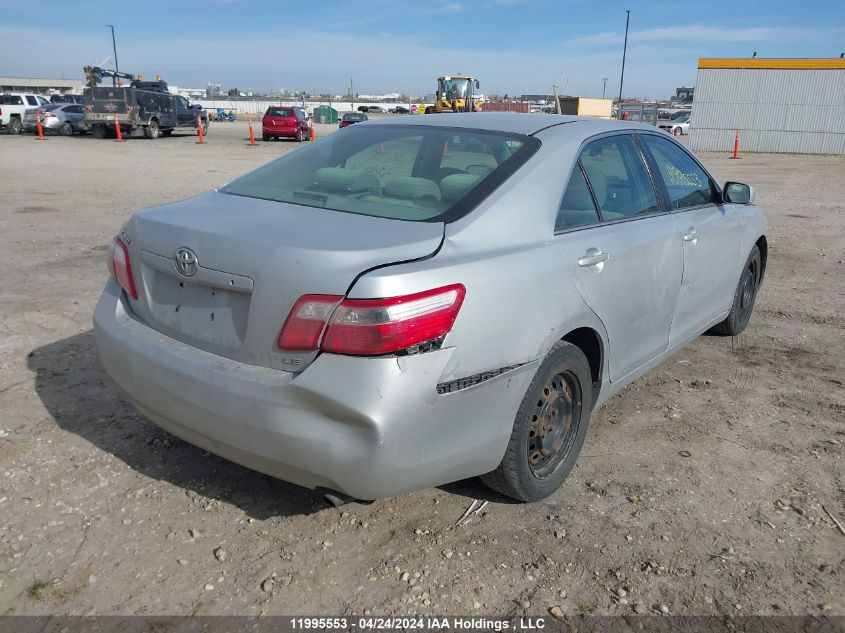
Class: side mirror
723,181,754,205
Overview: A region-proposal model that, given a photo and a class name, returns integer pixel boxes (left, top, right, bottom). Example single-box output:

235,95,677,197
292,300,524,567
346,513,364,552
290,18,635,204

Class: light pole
618,10,630,105
602,77,608,99
106,24,119,86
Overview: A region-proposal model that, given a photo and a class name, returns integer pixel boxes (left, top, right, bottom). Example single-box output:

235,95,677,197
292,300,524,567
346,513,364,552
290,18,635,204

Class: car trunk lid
124,191,443,372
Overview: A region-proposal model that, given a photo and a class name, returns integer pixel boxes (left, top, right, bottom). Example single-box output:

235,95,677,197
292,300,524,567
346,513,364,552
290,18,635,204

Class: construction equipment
426,75,483,113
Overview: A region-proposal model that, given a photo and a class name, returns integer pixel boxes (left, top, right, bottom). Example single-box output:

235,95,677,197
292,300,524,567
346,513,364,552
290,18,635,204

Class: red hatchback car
262,106,309,142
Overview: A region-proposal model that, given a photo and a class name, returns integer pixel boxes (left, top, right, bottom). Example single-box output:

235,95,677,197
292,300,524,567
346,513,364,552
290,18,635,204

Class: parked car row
355,105,410,114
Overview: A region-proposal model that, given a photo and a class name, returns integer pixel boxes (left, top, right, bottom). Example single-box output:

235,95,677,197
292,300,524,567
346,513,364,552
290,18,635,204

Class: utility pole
618,10,630,105
350,78,354,113
552,84,560,114
106,24,119,86
602,77,608,99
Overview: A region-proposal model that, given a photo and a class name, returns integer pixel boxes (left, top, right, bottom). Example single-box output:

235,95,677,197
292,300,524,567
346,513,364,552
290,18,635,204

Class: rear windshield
222,124,540,223
266,107,294,117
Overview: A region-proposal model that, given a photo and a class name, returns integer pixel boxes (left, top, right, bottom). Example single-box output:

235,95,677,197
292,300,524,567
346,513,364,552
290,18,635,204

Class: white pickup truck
1,93,51,134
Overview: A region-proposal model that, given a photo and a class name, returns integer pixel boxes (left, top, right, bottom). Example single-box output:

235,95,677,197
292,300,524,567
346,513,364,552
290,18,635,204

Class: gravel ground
0,120,842,617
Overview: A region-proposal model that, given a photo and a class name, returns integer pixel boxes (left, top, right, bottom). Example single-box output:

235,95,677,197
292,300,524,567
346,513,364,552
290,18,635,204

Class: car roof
359,112,658,137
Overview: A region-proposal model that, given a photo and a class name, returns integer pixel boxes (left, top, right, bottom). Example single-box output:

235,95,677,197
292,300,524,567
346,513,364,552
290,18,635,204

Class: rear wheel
481,341,593,502
7,117,22,135
60,122,73,136
711,245,762,336
295,129,304,142
144,120,159,139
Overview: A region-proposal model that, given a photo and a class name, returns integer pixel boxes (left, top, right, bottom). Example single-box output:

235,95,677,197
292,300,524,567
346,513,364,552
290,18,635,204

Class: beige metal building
0,76,84,95
688,57,845,154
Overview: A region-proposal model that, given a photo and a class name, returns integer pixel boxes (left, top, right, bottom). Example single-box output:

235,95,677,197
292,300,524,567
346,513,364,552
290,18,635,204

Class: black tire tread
481,340,593,502
711,245,761,336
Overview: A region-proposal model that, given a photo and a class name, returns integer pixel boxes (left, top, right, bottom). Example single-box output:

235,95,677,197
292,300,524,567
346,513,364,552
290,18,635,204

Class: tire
673,127,681,136
60,122,73,136
481,341,593,502
262,134,270,142
144,120,159,139
424,106,435,114
91,124,105,139
711,245,762,336
7,117,22,135
295,129,304,142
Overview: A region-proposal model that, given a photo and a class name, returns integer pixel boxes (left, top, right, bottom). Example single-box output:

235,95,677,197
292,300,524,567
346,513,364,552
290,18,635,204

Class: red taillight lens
108,236,138,300
277,294,343,350
321,284,465,356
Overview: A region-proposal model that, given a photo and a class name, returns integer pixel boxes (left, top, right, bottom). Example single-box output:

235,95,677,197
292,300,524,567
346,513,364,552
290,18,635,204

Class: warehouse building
0,76,84,95
688,57,845,154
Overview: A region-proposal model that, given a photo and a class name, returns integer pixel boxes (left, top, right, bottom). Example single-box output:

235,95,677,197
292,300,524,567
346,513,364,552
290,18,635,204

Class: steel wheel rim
739,260,758,322
527,371,582,479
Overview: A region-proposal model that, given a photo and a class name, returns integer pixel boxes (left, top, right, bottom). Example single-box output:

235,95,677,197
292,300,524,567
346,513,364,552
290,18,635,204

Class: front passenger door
639,134,742,344
554,134,683,381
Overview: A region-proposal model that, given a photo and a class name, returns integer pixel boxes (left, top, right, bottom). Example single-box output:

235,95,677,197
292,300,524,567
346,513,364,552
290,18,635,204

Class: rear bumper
262,126,300,137
93,280,533,499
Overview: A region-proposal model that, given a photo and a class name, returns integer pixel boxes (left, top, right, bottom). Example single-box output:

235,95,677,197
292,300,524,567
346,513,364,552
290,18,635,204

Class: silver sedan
94,114,767,502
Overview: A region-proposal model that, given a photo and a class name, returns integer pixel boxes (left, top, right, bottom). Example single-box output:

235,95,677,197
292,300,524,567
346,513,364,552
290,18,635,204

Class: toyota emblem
174,247,198,277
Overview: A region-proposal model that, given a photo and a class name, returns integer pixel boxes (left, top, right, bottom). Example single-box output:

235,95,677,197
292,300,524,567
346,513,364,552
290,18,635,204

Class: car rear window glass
222,124,540,223
344,113,366,121
556,164,600,231
266,107,294,117
641,135,715,209
580,135,659,221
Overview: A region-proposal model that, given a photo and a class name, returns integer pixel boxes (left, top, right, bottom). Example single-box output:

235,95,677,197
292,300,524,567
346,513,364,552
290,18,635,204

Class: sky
1,0,843,99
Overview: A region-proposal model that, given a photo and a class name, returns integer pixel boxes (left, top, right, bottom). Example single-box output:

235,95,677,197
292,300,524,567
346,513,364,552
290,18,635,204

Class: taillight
43,111,57,118
277,285,465,356
322,284,465,356
277,295,342,350
108,236,138,300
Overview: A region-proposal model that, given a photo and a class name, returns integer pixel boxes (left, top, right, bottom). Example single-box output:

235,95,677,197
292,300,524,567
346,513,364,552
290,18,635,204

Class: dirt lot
0,120,842,618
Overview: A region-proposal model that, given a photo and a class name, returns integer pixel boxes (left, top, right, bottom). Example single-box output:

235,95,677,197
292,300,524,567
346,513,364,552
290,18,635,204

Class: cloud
574,24,833,46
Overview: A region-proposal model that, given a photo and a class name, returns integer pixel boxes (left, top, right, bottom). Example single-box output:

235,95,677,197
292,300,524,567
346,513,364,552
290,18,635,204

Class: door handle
578,248,609,267
682,229,698,242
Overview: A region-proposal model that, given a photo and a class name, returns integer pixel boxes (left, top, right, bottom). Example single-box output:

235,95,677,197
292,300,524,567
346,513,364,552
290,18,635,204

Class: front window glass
441,79,468,100
222,125,539,223
579,135,659,221
641,135,715,209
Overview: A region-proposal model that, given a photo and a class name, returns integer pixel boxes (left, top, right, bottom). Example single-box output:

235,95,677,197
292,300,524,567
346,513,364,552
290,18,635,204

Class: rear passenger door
554,133,683,381
638,134,741,344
